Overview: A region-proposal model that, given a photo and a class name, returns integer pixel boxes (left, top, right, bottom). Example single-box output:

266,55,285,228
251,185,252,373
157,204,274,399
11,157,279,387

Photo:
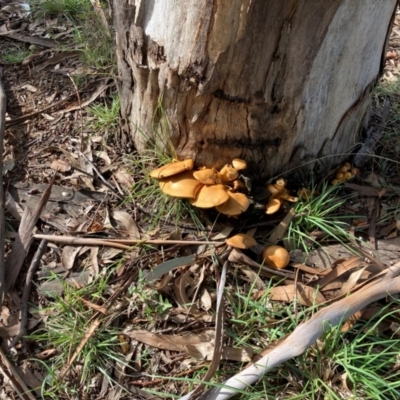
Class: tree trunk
114,0,396,180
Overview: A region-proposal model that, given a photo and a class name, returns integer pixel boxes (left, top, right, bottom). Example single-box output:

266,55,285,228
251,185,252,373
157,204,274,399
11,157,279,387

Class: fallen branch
9,239,47,350
0,68,6,304
181,263,400,400
5,176,55,292
33,234,224,248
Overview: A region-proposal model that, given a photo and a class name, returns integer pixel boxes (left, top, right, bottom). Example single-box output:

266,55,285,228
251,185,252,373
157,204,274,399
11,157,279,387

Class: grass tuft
286,183,354,253
1,45,32,64
28,0,90,20
28,269,128,397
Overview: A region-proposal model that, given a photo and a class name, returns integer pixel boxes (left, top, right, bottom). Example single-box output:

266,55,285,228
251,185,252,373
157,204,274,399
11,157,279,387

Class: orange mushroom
232,158,247,171
150,159,194,179
219,164,239,183
226,233,257,249
266,197,282,215
159,170,203,198
193,168,219,185
189,184,229,208
262,245,290,269
216,192,250,216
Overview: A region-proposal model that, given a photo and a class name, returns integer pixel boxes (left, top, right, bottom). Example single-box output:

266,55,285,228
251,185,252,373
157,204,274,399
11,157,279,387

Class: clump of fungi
150,158,250,216
331,162,360,185
265,178,298,215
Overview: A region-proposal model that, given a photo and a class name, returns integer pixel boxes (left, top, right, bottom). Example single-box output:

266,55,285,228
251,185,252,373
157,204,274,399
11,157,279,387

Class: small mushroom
344,171,353,180
193,168,219,185
216,192,250,216
262,245,290,269
232,158,247,170
335,172,344,180
159,170,203,198
226,233,257,249
267,178,286,195
266,197,282,215
343,162,351,170
220,164,239,183
150,159,194,179
189,184,229,208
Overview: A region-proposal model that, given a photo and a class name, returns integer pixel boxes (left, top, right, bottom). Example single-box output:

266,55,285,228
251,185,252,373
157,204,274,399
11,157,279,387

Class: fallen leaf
144,255,196,282
268,284,326,306
51,158,71,172
61,245,82,270
200,288,212,311
95,150,111,166
111,210,140,239
114,168,134,187
314,257,364,289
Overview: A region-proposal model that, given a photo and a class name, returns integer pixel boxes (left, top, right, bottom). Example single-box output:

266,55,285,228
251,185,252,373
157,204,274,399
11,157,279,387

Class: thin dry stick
0,68,6,305
33,234,223,248
180,263,400,400
9,239,47,350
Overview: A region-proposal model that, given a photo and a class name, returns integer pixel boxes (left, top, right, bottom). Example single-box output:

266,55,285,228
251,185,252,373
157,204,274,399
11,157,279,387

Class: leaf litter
1,3,400,400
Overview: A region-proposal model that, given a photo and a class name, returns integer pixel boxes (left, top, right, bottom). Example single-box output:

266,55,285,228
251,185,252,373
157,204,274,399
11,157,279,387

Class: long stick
33,234,224,248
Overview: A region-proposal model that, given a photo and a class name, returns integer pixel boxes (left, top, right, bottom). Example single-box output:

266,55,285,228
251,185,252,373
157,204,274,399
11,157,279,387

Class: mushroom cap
159,170,203,198
262,245,290,269
226,233,257,249
189,184,229,208
343,162,351,170
216,192,250,216
335,172,344,180
344,172,353,180
267,178,286,195
150,159,194,179
266,197,281,214
232,158,247,170
193,168,219,185
220,165,239,182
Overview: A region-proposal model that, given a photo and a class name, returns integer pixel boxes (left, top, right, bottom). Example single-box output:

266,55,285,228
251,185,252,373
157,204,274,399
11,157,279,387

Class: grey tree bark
114,0,397,180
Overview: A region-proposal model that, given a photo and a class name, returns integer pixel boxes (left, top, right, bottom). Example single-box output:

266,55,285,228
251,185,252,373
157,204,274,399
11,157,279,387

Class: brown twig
9,239,47,350
0,68,6,304
33,234,224,248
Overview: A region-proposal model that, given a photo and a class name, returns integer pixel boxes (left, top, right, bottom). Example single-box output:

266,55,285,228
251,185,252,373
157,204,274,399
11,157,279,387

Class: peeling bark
115,0,396,179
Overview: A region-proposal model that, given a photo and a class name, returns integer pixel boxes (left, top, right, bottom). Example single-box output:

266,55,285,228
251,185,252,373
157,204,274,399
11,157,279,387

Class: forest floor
2,2,400,400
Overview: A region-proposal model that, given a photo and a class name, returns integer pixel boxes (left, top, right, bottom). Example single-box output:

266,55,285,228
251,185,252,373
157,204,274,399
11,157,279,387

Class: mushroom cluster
265,178,298,214
150,158,250,216
331,163,360,185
